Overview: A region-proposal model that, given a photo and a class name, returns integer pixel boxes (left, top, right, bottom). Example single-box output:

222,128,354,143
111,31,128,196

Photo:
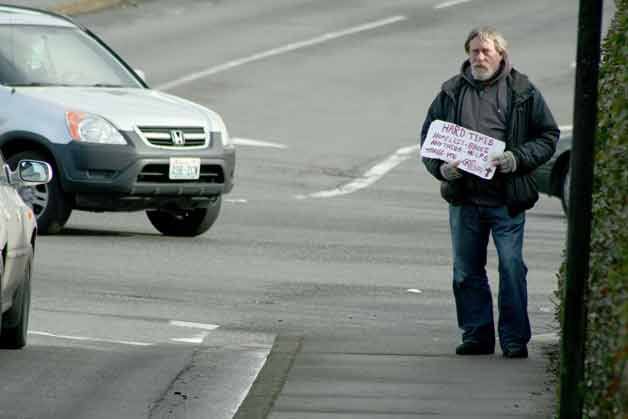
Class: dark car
533,132,572,214
0,5,235,236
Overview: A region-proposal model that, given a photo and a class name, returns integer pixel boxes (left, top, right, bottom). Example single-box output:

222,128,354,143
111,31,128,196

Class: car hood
17,87,211,131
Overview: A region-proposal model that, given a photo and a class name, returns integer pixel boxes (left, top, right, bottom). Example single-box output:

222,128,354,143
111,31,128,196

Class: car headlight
209,113,233,149
66,111,127,145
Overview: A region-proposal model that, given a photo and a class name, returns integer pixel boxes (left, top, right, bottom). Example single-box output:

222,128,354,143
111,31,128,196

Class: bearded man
420,27,560,358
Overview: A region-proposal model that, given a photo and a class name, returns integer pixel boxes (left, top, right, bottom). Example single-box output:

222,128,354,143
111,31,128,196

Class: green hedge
554,1,627,417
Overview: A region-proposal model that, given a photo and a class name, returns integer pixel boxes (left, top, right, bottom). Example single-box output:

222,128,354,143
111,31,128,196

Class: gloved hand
440,161,462,181
491,151,518,173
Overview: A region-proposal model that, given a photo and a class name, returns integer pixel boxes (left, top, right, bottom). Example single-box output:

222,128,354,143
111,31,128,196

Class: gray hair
464,26,508,55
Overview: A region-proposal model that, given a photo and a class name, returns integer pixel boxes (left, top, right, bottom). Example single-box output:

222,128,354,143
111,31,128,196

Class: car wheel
8,151,72,234
561,165,570,216
0,261,31,349
146,196,222,237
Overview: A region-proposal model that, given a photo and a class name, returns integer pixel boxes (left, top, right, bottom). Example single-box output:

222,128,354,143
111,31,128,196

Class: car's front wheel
146,197,222,237
7,151,72,234
0,261,31,349
561,165,571,216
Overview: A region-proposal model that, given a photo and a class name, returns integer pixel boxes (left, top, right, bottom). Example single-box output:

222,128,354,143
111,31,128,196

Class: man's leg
449,205,495,351
489,207,531,356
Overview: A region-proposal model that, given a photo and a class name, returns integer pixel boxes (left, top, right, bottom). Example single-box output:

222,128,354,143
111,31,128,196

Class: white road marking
156,15,407,91
233,137,288,149
532,332,559,343
559,125,573,132
225,198,248,204
434,0,472,9
29,331,152,347
169,320,221,331
171,332,210,344
407,288,423,294
296,144,419,199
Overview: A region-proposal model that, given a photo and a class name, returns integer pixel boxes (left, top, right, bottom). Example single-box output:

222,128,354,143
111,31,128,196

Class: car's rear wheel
146,196,222,237
560,164,571,216
7,151,72,234
0,261,31,349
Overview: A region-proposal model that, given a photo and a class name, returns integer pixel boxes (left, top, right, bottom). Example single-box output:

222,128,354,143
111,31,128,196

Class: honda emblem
171,130,186,146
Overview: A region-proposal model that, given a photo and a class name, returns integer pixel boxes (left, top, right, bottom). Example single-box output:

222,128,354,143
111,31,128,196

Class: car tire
146,196,222,237
560,164,570,216
0,261,31,349
7,151,72,234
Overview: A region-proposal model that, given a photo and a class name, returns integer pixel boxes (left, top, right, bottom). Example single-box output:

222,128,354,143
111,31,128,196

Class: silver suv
0,5,235,236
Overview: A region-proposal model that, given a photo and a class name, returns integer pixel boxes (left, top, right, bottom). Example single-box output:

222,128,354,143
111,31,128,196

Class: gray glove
491,151,518,173
440,161,462,181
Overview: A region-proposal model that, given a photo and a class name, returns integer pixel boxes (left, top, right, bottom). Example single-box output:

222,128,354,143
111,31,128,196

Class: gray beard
471,66,496,81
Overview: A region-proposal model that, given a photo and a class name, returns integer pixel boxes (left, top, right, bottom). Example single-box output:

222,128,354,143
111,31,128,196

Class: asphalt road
0,0,616,418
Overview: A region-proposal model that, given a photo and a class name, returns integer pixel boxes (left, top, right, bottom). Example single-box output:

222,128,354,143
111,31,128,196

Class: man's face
468,37,502,81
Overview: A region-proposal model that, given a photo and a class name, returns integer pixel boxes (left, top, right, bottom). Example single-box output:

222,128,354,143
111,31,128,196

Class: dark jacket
420,67,560,215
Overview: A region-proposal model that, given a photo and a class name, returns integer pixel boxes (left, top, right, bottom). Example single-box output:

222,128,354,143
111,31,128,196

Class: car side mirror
134,68,146,83
17,160,53,184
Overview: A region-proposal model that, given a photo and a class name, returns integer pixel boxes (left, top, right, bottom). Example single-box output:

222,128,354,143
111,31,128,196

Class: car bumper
52,132,235,210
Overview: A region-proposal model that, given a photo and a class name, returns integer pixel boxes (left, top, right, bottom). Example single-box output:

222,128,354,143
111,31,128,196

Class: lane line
29,330,152,347
225,198,248,204
296,144,419,199
156,15,407,91
434,0,472,9
171,332,210,344
233,138,288,149
169,320,220,331
559,125,573,132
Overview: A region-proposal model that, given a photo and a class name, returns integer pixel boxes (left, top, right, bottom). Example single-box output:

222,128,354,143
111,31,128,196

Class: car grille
136,126,208,148
137,164,224,183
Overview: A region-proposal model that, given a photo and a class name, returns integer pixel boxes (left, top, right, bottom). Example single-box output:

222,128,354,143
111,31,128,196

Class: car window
0,24,141,88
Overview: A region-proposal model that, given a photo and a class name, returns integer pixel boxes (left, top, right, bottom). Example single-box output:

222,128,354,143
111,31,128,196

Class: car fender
0,131,64,183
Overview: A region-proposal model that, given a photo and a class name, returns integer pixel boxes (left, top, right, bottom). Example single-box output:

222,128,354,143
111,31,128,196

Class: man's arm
510,88,560,174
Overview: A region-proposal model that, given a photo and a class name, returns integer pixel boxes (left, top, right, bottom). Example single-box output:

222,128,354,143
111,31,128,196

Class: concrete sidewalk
237,335,557,418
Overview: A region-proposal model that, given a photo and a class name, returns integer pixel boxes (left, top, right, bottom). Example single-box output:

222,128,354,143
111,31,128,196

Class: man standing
420,27,559,358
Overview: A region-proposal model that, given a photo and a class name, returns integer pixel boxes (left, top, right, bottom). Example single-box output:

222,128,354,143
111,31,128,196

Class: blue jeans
449,205,531,351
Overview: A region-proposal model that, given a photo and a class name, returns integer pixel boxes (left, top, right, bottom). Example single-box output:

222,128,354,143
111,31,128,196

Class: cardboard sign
421,120,506,179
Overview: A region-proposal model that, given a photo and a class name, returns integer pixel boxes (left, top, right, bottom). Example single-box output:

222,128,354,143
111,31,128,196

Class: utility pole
559,1,603,418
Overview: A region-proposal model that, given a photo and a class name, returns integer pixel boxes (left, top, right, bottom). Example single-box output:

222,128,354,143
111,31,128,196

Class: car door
0,153,30,304
0,154,11,304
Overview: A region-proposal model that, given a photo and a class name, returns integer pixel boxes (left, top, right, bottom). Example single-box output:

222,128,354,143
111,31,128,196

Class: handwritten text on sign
421,120,505,179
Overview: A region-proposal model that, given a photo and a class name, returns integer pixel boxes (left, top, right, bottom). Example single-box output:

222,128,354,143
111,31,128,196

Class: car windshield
0,24,142,88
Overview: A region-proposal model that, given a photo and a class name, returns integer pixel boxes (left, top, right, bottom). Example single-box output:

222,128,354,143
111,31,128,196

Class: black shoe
455,341,495,355
503,346,528,359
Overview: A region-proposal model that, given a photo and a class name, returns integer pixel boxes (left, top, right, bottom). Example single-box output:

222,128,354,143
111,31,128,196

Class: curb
49,0,134,15
233,335,303,419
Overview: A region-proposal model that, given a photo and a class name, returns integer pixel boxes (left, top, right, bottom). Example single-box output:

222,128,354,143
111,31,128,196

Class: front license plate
169,157,200,180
